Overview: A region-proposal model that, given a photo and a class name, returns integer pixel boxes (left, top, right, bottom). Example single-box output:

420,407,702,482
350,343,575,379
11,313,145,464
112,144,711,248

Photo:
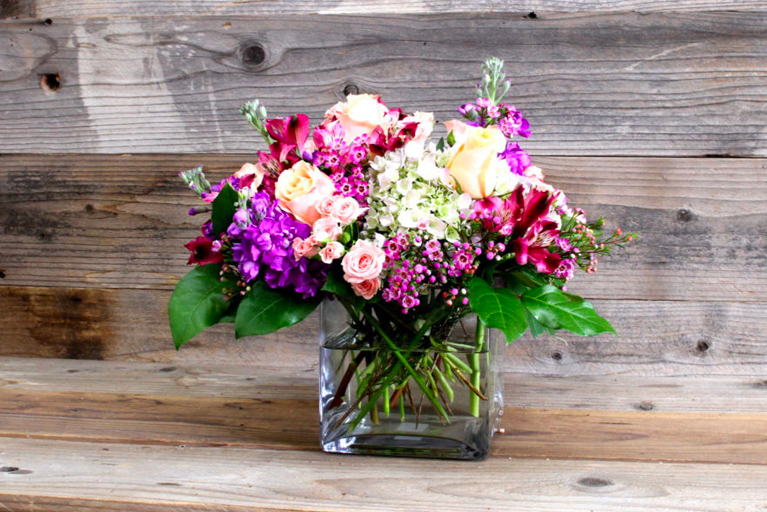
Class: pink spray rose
312,217,342,243
342,240,385,284
331,196,362,225
292,238,318,260
351,277,382,300
319,241,345,264
316,195,338,218
275,161,336,225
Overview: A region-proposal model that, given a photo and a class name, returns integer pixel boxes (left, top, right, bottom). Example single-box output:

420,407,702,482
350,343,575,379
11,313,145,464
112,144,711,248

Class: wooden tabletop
1,357,766,511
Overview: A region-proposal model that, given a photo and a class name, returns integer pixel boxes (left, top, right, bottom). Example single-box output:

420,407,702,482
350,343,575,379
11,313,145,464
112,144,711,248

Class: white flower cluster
364,146,472,242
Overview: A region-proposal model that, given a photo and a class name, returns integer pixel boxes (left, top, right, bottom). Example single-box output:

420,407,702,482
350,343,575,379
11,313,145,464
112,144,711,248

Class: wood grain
2,357,767,412
4,439,767,512
2,154,765,301
1,386,766,464
20,0,767,18
3,286,767,375
1,13,767,155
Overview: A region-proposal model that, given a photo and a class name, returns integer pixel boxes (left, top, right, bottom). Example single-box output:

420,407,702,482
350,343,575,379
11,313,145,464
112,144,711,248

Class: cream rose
319,241,345,264
342,240,385,284
326,94,390,142
446,125,508,199
275,161,336,225
331,196,362,225
351,277,381,300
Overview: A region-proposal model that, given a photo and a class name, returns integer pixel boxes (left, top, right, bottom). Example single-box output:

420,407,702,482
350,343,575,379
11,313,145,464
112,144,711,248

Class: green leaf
436,137,445,151
211,183,239,236
218,299,240,323
168,264,229,349
521,285,616,337
525,309,554,338
235,281,320,338
467,277,528,343
322,266,364,311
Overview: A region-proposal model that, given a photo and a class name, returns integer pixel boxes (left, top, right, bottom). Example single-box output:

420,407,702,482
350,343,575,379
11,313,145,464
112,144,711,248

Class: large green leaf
467,277,528,343
211,183,239,236
521,285,616,336
321,266,365,311
235,281,321,338
168,264,229,349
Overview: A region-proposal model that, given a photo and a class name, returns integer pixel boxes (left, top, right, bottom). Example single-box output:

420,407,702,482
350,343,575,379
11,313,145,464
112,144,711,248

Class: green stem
469,319,486,418
360,309,450,423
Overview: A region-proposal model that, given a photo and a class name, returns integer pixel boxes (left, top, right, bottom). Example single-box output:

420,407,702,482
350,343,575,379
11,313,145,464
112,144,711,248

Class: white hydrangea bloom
364,147,470,242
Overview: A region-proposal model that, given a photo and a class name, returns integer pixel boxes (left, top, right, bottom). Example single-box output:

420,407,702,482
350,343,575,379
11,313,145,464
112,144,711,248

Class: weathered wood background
1,2,766,379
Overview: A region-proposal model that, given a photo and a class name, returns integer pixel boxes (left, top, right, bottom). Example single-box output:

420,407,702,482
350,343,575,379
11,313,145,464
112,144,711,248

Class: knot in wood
240,43,266,67
40,73,61,94
343,83,360,96
578,477,613,488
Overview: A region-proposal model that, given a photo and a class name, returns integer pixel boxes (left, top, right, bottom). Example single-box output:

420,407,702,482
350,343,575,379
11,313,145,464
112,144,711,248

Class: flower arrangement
169,58,634,459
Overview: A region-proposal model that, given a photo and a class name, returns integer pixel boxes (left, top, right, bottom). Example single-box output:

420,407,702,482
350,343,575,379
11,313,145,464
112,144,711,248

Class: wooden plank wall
0,2,765,376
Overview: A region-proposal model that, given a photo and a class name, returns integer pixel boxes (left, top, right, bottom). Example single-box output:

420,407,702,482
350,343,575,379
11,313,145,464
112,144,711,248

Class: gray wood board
1,154,765,301
16,0,767,17
1,286,766,376
1,13,766,155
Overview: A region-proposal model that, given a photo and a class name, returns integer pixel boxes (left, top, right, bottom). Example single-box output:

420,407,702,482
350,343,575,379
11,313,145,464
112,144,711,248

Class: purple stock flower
500,142,532,175
498,105,531,138
230,191,329,298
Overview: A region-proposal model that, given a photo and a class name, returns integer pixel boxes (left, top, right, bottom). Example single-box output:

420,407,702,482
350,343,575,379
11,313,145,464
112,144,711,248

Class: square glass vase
318,300,504,461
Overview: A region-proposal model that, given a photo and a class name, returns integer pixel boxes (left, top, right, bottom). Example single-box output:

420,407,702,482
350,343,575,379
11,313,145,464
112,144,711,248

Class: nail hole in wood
43,18,53,25
676,209,694,222
84,204,95,213
551,350,563,361
40,73,60,94
0,269,5,279
241,43,266,67
527,11,537,19
343,83,359,96
696,340,711,353
636,401,654,411
578,477,613,487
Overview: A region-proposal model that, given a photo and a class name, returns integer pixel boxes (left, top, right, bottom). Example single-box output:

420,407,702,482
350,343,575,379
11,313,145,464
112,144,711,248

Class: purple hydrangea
231,192,329,298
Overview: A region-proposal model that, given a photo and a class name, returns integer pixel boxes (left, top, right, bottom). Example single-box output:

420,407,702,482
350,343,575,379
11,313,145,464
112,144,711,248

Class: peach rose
319,241,345,264
326,94,390,143
331,196,362,225
292,238,318,260
342,240,385,284
351,277,381,300
446,125,508,199
275,161,336,225
312,217,342,243
443,119,470,140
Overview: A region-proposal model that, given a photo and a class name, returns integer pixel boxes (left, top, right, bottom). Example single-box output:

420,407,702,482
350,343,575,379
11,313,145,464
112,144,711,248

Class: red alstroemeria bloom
513,219,563,274
185,236,224,266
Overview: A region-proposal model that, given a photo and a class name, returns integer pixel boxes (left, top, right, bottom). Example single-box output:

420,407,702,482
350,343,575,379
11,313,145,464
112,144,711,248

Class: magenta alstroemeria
513,218,562,274
266,114,310,153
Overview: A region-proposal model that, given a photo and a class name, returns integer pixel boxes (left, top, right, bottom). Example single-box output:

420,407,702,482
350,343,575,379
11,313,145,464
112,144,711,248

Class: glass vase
318,299,504,461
